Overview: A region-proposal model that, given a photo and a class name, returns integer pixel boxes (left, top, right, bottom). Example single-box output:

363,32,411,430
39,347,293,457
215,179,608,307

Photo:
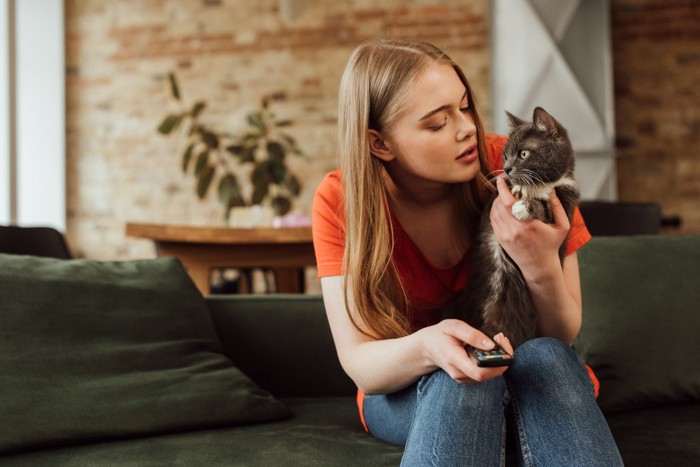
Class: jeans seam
399,374,428,466
500,390,510,467
506,378,534,467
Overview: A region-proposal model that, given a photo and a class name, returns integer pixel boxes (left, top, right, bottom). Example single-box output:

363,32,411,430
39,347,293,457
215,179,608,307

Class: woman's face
375,63,480,190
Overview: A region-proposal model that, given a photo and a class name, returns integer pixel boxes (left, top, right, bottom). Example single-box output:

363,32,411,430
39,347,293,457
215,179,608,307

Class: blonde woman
312,39,622,466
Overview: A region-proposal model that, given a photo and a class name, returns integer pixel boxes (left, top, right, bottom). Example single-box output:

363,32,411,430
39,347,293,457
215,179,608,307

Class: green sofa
1,235,699,466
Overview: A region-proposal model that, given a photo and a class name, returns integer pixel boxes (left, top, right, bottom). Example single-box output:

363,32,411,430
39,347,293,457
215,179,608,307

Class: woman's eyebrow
418,91,469,121
419,104,450,121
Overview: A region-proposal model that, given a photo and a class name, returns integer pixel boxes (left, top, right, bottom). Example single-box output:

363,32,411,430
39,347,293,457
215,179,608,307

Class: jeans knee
515,337,579,370
510,337,594,401
418,370,507,413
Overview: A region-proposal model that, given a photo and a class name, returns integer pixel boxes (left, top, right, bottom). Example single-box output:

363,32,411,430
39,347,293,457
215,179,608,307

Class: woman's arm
321,275,514,394
490,177,582,344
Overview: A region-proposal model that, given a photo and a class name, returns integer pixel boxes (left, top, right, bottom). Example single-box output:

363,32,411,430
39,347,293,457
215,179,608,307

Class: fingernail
482,339,495,349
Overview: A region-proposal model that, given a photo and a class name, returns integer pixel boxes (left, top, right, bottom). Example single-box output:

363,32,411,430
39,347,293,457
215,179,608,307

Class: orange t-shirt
311,134,596,428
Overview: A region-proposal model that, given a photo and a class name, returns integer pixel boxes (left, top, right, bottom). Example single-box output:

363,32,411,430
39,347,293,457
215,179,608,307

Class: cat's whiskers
484,169,505,187
518,169,546,187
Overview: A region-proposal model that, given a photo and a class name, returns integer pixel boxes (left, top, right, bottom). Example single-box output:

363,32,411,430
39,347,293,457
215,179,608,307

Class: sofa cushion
575,235,700,412
0,253,289,455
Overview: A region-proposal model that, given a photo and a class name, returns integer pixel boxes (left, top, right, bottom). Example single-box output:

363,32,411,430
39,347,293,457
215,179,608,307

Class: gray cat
445,107,580,348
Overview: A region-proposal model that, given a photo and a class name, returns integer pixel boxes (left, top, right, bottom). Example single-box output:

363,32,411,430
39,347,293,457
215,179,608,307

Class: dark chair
0,225,73,259
578,201,662,236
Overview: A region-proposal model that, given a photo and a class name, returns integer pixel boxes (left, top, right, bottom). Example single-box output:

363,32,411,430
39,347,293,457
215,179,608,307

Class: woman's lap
363,337,622,466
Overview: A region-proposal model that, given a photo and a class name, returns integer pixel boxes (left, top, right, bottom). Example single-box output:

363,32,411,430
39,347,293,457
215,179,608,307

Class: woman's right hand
418,319,514,384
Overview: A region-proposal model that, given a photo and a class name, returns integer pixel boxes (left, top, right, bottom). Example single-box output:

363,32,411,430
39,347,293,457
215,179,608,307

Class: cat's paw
512,200,531,220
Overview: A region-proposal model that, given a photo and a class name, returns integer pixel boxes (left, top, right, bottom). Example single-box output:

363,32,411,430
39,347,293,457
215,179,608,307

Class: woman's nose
456,113,476,141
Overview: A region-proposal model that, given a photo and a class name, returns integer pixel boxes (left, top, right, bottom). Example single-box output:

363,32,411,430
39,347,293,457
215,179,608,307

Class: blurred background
1,0,698,262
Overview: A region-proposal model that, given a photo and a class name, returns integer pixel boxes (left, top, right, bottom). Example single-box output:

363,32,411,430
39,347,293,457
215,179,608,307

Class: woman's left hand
490,176,570,276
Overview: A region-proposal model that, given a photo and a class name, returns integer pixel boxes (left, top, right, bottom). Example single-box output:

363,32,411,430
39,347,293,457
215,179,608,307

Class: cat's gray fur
444,107,580,348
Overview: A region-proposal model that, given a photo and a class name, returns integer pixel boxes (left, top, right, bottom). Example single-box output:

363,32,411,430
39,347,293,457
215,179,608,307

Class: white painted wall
0,0,10,224
0,0,65,229
492,0,616,200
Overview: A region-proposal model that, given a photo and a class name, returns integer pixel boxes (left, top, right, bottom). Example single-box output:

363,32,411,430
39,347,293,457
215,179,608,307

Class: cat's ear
533,107,560,137
505,110,526,129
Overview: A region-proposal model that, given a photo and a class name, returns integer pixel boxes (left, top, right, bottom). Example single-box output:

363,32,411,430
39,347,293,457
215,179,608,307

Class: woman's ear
368,130,395,162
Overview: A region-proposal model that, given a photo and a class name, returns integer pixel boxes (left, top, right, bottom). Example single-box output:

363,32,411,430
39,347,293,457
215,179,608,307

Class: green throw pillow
0,253,289,455
575,235,700,412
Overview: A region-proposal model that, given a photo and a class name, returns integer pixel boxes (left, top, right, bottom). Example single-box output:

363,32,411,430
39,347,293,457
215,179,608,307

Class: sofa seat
6,399,698,466
605,403,700,466
1,398,403,467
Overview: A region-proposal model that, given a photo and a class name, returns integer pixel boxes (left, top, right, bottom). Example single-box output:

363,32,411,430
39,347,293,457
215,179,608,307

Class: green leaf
271,196,292,216
243,132,261,144
251,180,269,205
168,72,180,100
225,144,244,155
269,159,287,184
247,112,265,132
196,167,215,199
194,150,209,175
200,130,219,149
284,174,302,196
182,143,195,173
240,146,256,163
217,174,246,207
191,101,206,118
157,114,181,134
267,141,285,165
252,161,272,186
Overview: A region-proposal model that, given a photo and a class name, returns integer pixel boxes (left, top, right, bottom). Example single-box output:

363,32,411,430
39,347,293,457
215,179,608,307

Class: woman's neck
383,170,454,208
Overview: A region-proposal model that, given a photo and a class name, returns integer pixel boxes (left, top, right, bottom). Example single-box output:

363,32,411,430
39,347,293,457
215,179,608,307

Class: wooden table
126,223,315,295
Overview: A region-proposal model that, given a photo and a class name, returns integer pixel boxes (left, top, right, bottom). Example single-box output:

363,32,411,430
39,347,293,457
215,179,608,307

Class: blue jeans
363,338,623,466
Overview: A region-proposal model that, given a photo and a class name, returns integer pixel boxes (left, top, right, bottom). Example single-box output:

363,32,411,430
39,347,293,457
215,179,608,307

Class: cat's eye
518,150,531,159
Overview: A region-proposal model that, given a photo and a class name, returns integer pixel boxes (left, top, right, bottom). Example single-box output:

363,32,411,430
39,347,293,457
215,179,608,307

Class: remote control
466,344,514,367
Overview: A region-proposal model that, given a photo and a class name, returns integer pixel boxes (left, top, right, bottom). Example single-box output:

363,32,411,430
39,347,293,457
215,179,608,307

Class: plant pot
228,205,275,228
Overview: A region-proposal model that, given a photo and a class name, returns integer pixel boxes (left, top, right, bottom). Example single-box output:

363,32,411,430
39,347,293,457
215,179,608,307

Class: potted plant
157,72,305,224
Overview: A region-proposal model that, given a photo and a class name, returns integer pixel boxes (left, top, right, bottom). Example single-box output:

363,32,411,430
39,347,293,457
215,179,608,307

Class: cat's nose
504,166,513,175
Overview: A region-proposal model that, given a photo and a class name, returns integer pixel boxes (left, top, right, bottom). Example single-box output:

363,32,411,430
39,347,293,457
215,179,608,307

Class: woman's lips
456,145,478,163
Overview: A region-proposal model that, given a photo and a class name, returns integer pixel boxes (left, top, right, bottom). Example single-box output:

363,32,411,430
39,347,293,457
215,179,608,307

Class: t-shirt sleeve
565,208,591,256
311,171,346,277
484,134,590,256
485,133,508,173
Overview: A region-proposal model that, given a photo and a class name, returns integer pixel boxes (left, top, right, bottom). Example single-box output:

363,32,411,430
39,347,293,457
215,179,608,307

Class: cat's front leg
512,200,532,220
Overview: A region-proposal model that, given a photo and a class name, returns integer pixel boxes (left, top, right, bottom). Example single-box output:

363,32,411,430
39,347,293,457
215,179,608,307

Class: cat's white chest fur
510,176,578,221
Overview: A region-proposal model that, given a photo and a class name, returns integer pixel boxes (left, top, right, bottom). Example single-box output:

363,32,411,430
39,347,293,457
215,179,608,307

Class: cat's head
501,107,574,186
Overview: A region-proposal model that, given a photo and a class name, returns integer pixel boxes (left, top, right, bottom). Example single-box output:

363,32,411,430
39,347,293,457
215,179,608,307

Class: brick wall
611,0,700,232
65,0,700,261
65,0,491,260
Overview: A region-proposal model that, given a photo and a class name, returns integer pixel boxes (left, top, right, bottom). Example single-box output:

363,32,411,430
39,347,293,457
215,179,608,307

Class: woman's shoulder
315,169,343,200
313,169,345,218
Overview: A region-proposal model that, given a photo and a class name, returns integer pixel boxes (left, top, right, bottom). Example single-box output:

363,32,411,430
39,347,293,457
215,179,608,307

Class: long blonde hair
338,39,491,339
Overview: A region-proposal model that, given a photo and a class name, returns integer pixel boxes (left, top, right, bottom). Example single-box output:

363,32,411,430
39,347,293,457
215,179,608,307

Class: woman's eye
519,149,531,159
430,117,448,132
459,106,470,113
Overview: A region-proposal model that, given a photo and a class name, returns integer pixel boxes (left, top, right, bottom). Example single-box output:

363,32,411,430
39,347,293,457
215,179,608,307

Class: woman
312,39,622,466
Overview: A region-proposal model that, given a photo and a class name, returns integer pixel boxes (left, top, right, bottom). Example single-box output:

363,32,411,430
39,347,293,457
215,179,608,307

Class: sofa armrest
206,294,355,398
